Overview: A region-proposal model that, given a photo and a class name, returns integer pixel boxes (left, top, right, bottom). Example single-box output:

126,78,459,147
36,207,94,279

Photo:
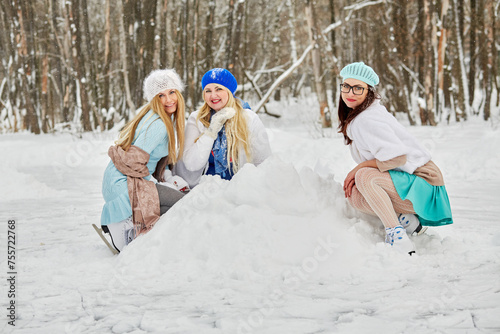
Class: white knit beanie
143,69,185,102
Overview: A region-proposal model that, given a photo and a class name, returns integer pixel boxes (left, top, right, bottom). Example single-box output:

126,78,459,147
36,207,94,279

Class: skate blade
92,224,119,255
413,226,428,236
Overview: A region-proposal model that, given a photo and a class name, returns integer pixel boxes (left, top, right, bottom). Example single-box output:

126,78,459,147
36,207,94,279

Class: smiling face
341,78,369,109
158,89,178,116
203,83,229,111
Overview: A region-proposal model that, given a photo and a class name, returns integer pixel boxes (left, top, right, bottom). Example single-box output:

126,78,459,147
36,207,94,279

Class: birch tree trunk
452,0,470,120
437,0,450,120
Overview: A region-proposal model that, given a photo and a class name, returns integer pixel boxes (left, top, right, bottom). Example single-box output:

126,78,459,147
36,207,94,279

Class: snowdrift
118,156,445,282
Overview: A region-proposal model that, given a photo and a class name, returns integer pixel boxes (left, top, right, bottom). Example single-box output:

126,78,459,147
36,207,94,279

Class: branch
344,0,385,11
254,44,314,113
241,69,274,117
325,0,385,29
400,63,425,92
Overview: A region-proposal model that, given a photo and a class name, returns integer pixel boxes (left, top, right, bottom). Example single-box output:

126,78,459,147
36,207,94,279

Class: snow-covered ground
1,100,500,333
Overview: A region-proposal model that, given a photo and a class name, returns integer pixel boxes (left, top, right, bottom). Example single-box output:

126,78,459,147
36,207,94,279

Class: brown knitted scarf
108,145,161,236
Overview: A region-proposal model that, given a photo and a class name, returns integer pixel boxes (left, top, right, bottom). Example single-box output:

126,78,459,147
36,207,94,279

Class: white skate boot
398,213,427,235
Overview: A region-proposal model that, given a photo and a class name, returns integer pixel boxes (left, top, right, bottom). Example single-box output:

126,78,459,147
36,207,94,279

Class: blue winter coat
101,110,169,225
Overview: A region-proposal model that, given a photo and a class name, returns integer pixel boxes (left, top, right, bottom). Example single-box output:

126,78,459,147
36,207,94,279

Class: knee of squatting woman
338,62,453,255
174,68,272,187
100,69,188,252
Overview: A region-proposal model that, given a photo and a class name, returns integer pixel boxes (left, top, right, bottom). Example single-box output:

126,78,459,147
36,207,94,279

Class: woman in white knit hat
338,62,453,255
100,69,188,253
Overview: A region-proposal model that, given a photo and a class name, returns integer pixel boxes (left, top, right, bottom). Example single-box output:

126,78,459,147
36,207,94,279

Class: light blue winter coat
101,110,169,225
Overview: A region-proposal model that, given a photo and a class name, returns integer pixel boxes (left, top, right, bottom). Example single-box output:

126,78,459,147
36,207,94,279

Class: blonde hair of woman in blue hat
100,69,188,253
337,62,453,255
177,68,271,187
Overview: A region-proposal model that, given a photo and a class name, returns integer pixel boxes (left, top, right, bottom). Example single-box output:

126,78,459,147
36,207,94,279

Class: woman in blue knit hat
176,68,271,186
338,62,453,255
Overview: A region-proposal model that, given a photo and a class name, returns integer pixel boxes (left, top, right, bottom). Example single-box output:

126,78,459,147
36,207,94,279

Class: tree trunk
103,0,112,129
117,0,136,117
392,0,413,121
181,0,189,83
478,0,492,120
82,0,104,130
452,0,470,120
67,0,92,131
422,0,436,125
437,0,450,120
19,0,41,134
232,0,246,81
204,1,216,73
468,0,476,110
225,0,235,69
48,0,66,125
188,0,200,110
328,0,338,106
305,0,331,128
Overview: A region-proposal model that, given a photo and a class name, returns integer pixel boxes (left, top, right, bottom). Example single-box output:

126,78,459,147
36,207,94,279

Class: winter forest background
0,0,499,134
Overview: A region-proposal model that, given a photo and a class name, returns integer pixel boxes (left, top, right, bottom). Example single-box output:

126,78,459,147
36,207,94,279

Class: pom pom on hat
340,62,379,87
143,69,185,102
201,68,238,95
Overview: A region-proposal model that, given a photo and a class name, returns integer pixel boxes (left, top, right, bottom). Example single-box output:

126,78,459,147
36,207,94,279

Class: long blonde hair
116,91,185,165
197,87,252,173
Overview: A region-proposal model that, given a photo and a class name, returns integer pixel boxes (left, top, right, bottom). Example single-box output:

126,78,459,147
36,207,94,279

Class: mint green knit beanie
340,62,379,87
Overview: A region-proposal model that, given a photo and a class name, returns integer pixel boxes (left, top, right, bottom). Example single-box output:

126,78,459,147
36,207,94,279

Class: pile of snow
118,156,368,280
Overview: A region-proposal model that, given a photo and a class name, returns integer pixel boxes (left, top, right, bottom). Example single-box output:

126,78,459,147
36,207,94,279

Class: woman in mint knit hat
337,62,453,255
176,68,271,187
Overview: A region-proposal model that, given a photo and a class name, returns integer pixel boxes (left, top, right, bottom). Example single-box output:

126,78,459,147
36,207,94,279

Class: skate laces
385,226,405,245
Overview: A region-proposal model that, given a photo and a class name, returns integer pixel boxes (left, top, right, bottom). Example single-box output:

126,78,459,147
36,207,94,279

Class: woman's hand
343,166,359,198
205,107,236,139
343,159,377,198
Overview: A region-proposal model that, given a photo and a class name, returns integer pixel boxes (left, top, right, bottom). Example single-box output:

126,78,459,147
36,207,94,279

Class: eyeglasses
340,83,367,95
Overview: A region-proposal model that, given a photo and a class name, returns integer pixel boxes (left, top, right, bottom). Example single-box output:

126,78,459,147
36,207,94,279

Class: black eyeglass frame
339,83,368,95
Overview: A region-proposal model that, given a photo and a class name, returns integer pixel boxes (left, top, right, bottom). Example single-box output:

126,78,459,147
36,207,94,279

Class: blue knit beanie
340,62,379,87
201,68,238,95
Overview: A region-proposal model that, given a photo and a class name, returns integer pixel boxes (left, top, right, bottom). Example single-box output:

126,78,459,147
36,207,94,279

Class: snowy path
1,120,500,333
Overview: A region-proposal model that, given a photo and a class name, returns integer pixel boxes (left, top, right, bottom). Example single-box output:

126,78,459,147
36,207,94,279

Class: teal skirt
388,170,453,227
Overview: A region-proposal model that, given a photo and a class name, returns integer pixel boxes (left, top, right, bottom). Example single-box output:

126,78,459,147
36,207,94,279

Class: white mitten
205,107,236,139
163,169,173,181
159,173,190,193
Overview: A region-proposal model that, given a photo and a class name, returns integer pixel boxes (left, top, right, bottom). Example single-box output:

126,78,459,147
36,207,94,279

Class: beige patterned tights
348,167,415,228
